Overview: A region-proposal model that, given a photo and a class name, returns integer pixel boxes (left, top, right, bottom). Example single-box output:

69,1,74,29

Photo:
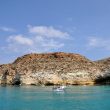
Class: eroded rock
0,52,109,85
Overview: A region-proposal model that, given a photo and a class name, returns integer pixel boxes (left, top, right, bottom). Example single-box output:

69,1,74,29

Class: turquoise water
0,86,110,110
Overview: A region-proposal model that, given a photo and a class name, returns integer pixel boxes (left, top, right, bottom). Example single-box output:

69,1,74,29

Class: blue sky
0,0,110,64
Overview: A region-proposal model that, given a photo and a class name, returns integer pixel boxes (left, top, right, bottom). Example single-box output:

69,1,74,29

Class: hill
0,52,109,85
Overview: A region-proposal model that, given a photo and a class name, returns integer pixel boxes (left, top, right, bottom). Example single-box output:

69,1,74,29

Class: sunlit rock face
0,52,109,85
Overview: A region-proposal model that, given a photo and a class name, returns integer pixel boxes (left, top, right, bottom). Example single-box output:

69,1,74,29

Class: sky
0,0,110,64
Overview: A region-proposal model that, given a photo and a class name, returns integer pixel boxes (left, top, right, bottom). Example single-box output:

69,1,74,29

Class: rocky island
0,52,110,85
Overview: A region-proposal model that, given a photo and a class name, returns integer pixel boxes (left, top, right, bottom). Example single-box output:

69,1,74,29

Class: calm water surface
0,85,110,110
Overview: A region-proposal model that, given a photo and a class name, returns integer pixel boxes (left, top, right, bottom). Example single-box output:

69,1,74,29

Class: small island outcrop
0,52,110,85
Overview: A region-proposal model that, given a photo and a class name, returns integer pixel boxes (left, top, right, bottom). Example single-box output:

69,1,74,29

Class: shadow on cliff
12,73,21,85
95,75,110,85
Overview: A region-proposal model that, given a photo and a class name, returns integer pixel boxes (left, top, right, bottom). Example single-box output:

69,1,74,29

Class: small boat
53,86,66,92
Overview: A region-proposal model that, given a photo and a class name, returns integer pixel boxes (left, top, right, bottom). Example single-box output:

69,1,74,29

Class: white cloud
0,27,15,32
2,25,70,53
88,37,99,47
88,37,110,50
8,35,33,46
28,25,69,38
42,39,64,50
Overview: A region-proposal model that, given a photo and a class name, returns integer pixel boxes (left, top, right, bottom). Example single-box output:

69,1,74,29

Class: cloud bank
28,25,69,39
3,25,70,54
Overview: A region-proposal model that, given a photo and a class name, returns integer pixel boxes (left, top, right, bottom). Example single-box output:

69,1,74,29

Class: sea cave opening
12,73,21,85
95,76,110,85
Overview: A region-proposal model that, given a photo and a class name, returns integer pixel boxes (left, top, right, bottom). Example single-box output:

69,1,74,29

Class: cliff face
94,58,110,84
0,52,109,85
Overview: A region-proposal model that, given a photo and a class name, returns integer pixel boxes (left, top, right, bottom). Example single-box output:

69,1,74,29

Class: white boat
53,86,66,92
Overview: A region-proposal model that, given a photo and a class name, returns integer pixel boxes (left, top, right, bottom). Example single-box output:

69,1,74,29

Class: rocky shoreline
0,52,110,85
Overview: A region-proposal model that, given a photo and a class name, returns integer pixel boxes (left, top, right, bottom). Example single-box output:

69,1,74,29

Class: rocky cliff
94,58,110,84
0,52,109,85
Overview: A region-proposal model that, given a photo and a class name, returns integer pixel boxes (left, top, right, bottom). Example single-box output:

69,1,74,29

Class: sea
0,85,110,110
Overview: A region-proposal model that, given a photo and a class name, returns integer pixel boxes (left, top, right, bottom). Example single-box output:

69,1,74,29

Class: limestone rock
0,52,109,85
